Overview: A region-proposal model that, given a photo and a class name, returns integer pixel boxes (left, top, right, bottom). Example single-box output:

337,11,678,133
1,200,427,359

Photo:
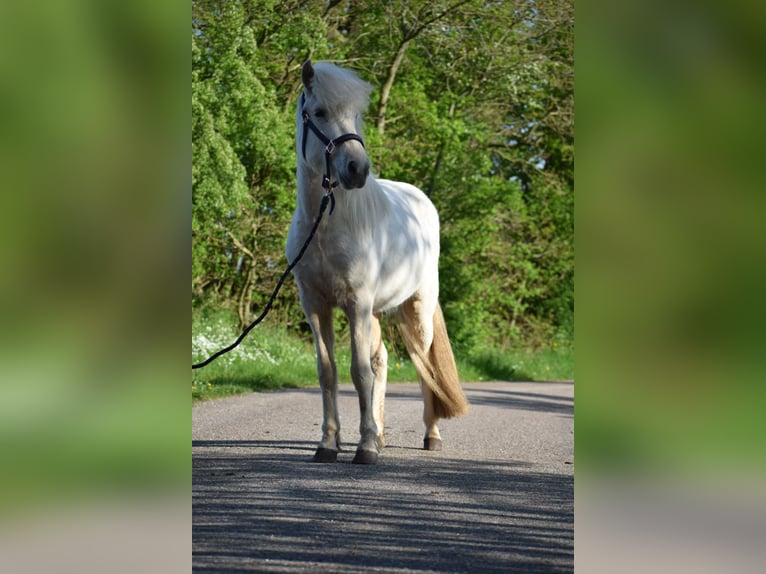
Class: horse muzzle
339,157,370,189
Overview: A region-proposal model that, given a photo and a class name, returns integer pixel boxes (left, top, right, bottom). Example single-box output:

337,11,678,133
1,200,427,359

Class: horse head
299,60,372,190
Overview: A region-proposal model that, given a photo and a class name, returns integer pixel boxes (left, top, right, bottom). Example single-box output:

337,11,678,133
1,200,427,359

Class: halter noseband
300,93,365,213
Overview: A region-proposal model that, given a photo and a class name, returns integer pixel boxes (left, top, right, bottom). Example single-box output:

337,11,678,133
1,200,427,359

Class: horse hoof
352,449,378,465
423,437,443,451
313,448,338,463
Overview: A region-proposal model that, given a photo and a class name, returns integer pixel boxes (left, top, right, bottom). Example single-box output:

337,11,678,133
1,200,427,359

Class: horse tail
398,301,469,419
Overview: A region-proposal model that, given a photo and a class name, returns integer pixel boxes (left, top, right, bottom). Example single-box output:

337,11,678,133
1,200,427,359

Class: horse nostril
345,159,370,188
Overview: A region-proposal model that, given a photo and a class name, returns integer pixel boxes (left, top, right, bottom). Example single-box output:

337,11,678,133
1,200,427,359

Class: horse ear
302,60,314,94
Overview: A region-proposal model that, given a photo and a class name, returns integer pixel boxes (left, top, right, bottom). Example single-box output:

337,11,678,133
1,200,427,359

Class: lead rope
192,192,333,370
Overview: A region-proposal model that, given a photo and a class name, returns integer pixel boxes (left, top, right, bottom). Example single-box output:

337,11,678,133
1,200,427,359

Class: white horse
286,61,468,464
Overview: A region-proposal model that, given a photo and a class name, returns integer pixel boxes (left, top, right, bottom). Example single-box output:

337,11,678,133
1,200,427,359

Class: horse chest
310,235,370,303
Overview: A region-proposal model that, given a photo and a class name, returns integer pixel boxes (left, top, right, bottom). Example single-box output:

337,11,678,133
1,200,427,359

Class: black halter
300,93,365,213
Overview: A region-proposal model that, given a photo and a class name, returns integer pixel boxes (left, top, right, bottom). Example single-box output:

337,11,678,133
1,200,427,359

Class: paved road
193,381,574,573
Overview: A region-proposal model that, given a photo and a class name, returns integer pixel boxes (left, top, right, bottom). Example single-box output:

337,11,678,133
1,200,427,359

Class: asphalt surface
193,381,574,573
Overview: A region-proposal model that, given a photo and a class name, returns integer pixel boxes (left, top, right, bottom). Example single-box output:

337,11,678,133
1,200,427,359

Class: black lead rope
192,192,333,370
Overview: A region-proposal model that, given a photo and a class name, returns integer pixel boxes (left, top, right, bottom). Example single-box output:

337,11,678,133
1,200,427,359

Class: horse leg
348,304,379,464
370,314,387,450
420,383,442,451
401,294,443,451
306,305,341,462
418,323,443,452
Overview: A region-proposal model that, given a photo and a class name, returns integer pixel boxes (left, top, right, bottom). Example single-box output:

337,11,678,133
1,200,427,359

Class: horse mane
310,62,374,114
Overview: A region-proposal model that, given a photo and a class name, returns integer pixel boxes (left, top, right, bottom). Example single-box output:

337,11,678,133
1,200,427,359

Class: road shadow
193,442,573,573
192,439,314,452
330,384,574,417
461,386,573,416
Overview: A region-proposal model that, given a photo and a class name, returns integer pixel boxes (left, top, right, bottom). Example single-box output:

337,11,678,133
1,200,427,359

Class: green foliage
192,0,574,351
192,310,421,400
192,311,574,401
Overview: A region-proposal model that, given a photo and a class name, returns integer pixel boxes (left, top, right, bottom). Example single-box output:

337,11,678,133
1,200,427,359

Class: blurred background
0,1,189,573
577,0,766,571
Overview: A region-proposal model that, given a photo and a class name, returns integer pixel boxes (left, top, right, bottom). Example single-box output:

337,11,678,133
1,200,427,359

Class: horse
286,61,468,464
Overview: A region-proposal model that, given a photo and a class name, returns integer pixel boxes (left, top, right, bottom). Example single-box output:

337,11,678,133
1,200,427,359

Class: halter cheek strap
300,93,365,214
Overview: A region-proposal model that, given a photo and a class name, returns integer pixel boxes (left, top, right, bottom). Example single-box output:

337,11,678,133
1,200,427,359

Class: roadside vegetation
192,310,573,403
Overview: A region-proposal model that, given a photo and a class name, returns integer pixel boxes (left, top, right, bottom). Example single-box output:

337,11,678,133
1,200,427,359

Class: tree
191,0,574,348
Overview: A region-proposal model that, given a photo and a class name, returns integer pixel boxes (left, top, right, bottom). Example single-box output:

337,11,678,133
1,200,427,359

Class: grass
192,312,573,403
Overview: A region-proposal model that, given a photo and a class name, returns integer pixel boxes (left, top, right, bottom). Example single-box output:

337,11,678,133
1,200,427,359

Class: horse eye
314,108,327,119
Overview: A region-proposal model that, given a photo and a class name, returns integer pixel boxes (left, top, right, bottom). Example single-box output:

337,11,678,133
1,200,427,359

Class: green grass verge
192,313,573,403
